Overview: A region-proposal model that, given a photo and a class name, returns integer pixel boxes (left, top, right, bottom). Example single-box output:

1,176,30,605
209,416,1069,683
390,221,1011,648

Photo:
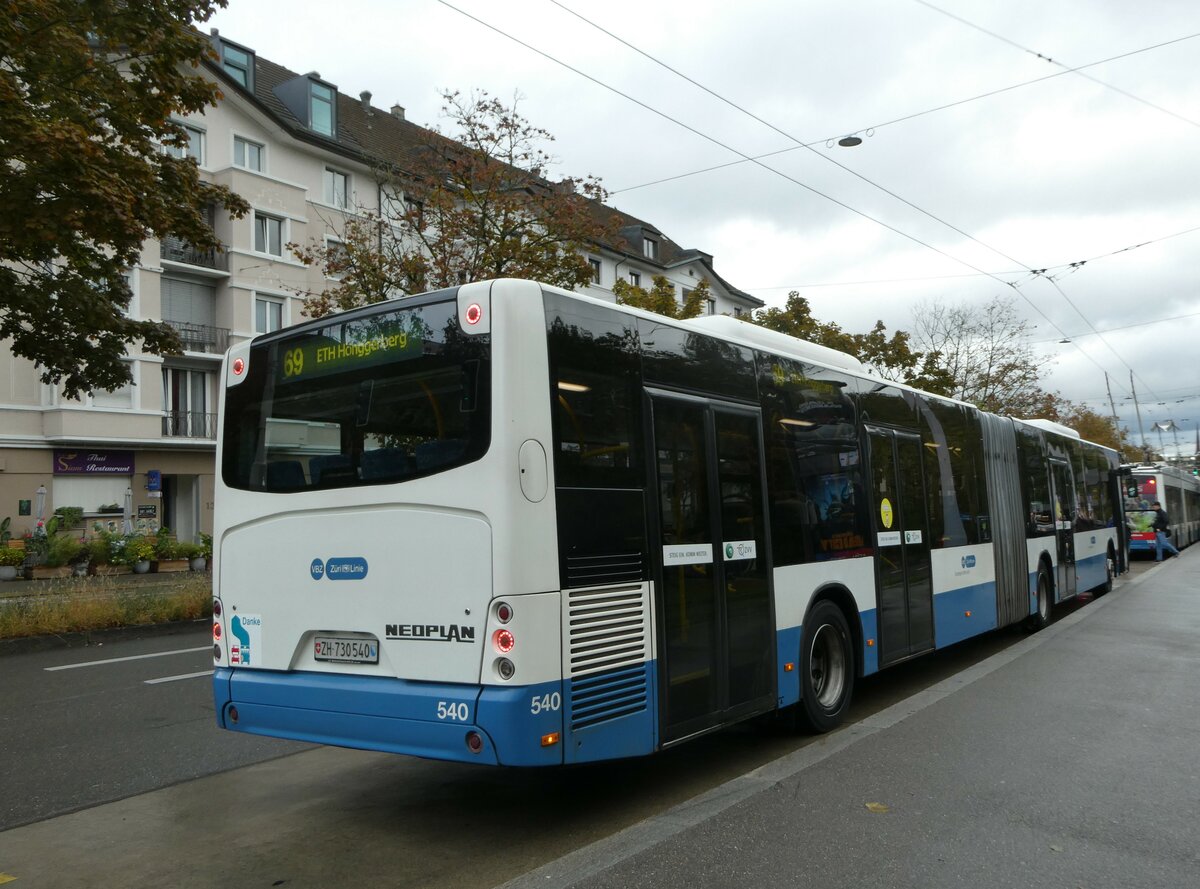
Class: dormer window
643,236,659,260
213,36,255,91
310,82,335,136
274,72,339,139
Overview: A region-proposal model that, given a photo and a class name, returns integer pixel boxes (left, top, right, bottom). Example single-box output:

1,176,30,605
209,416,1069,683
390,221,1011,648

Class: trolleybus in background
1123,463,1200,555
212,279,1123,766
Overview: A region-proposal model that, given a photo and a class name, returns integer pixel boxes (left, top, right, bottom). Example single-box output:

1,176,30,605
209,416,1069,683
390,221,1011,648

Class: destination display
276,316,426,384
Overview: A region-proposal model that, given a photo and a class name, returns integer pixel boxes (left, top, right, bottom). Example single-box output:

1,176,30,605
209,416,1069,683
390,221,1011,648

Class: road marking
44,646,211,672
144,670,213,685
0,873,17,884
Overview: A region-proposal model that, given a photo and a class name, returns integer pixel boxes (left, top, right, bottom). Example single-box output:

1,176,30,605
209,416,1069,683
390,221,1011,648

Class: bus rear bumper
213,667,564,766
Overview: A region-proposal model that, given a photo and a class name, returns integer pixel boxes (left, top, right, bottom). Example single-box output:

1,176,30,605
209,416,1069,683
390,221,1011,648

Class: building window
234,136,264,172
166,123,204,163
324,167,349,208
310,82,335,137
707,298,716,315
162,367,214,438
255,297,284,333
628,271,641,287
325,240,350,279
404,194,424,227
643,237,659,260
92,363,135,409
219,42,254,90
254,212,283,256
588,258,602,284
733,307,743,318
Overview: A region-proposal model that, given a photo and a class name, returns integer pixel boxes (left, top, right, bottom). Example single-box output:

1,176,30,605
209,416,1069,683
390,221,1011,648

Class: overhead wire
608,32,1200,195
437,1,1176,400
546,0,1151,397
912,0,1200,130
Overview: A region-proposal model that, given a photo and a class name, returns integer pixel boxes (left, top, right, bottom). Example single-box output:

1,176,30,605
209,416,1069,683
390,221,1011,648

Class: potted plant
192,533,212,572
88,532,131,576
31,534,83,579
0,546,24,581
152,529,189,573
124,537,155,574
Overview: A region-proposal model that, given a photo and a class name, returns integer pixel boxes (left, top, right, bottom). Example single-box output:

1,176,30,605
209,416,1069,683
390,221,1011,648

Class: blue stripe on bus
933,582,999,647
215,667,566,766
563,662,658,764
776,627,801,707
1074,551,1108,591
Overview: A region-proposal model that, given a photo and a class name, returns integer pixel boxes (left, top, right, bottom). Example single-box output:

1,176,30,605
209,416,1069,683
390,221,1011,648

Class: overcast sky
208,0,1200,455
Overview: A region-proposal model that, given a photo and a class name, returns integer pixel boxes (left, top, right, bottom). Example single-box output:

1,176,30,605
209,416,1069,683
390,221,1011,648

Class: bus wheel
1026,565,1052,631
1093,550,1114,596
797,600,855,733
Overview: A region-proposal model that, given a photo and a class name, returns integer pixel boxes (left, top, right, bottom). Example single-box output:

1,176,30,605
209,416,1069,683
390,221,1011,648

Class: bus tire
797,599,855,733
1092,548,1114,596
1026,564,1052,631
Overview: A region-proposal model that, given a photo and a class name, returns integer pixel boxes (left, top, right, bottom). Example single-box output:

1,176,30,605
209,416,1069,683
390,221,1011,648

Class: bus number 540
436,701,469,721
530,693,561,715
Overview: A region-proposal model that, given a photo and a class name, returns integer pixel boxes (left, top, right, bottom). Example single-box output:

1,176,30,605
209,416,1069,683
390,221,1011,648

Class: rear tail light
213,622,222,640
213,643,222,661
465,731,483,754
496,658,515,680
496,601,513,623
212,598,222,617
492,628,515,654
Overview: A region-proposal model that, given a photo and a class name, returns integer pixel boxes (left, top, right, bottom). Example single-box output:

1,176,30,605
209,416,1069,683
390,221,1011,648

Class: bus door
648,392,775,744
867,426,934,667
1049,459,1077,600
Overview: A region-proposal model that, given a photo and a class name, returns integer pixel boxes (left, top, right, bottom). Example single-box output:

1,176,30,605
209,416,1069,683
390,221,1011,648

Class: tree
0,0,248,397
911,295,1053,414
612,275,708,319
293,90,617,318
752,291,952,392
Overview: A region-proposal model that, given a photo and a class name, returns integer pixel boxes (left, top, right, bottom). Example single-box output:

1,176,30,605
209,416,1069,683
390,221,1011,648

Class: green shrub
53,506,84,529
0,548,25,568
45,535,84,568
123,538,155,565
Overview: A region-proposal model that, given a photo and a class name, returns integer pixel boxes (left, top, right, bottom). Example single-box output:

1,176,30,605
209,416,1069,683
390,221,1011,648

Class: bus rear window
222,299,490,492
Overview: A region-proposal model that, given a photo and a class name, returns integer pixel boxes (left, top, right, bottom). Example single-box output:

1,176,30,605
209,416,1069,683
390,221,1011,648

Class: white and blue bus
1123,463,1200,555
212,279,1122,765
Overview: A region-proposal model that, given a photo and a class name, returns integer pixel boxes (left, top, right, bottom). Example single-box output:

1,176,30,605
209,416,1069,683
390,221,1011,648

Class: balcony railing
162,411,217,439
164,320,229,354
159,236,229,271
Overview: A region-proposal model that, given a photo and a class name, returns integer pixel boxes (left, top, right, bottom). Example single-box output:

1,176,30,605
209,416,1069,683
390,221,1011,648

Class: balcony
165,320,229,354
162,411,217,439
160,236,229,271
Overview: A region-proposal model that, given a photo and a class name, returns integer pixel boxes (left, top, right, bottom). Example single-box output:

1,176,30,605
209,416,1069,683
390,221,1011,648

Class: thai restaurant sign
53,450,135,475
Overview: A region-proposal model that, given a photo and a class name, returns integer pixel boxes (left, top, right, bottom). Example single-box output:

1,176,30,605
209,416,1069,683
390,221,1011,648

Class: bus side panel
931,543,998,647
1074,528,1116,591
561,582,658,764
773,558,878,687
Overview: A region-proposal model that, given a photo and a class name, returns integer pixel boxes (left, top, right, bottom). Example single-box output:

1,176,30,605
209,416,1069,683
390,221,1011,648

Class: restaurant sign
53,450,135,475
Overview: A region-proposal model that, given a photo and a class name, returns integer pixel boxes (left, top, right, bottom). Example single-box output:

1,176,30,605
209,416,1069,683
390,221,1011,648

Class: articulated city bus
212,279,1121,765
1123,464,1200,554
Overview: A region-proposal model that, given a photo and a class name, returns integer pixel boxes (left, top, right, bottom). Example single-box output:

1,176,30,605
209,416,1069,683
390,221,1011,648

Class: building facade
0,30,762,540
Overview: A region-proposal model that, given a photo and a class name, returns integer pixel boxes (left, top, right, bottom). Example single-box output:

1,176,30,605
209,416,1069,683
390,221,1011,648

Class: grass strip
0,574,212,639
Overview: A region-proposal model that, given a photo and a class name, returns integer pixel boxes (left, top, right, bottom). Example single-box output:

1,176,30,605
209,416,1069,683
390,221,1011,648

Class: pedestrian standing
1151,501,1180,561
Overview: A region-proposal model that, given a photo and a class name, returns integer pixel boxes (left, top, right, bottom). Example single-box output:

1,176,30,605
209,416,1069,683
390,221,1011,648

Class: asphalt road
0,559,1162,887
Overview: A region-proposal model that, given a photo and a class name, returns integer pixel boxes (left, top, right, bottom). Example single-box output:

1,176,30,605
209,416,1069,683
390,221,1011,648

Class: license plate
313,635,379,664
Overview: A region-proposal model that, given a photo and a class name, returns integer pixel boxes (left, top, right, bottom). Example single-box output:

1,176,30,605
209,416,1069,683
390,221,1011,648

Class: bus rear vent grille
567,585,649,730
565,551,644,588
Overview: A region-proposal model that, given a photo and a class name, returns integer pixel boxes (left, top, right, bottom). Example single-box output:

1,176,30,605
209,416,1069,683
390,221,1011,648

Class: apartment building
0,30,762,540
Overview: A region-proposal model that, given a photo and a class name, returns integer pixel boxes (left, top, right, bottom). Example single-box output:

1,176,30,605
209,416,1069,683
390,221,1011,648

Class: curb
0,617,211,657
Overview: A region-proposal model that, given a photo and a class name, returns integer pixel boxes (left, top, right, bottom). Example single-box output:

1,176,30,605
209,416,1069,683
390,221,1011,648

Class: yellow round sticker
880,498,894,529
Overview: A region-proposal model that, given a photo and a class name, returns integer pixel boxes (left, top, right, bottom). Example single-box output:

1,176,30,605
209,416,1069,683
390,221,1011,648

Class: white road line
144,670,214,685
44,646,212,672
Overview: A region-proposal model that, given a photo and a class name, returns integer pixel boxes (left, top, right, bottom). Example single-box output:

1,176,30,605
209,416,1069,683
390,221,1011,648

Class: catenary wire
439,1,1145,398
608,32,1200,195
912,0,1200,130
547,1,1154,398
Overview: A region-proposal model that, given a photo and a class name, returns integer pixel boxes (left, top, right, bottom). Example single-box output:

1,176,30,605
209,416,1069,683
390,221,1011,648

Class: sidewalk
511,553,1200,889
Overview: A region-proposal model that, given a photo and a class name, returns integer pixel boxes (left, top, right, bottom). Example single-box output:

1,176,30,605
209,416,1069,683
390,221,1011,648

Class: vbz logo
310,559,325,580
961,555,977,569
